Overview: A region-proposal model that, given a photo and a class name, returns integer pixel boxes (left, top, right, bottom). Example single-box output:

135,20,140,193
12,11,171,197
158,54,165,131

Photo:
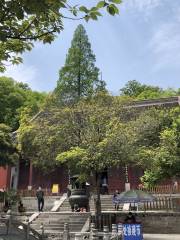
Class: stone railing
66,223,122,240
100,211,180,234
139,184,180,194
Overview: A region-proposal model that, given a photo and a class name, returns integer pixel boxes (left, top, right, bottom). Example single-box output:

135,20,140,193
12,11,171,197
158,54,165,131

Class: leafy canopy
19,93,133,174
120,80,179,100
0,0,121,72
139,107,180,187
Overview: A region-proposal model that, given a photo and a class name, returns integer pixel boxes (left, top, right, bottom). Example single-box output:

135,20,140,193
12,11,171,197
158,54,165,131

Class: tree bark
93,172,102,230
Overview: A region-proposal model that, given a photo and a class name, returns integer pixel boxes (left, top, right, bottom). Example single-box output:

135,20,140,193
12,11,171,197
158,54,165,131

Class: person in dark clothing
18,200,26,212
124,212,136,224
112,190,120,210
36,186,44,212
74,204,80,212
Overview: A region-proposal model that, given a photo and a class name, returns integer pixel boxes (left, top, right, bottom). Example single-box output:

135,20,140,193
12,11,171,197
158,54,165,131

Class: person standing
113,190,120,210
173,180,178,193
36,186,44,212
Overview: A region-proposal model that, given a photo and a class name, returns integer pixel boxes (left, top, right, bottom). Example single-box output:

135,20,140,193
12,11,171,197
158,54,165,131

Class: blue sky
2,0,180,94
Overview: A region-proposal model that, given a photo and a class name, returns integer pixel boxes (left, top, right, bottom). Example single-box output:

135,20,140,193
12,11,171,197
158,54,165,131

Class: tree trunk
93,172,102,230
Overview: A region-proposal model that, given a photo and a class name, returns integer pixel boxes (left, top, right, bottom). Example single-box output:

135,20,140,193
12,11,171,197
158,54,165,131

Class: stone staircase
13,195,125,239
30,212,90,237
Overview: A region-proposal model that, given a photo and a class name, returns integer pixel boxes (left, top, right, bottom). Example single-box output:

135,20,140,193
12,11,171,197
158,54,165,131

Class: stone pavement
144,234,180,240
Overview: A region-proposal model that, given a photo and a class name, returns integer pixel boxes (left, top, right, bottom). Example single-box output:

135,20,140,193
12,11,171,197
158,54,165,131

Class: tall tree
0,1,121,72
55,24,106,104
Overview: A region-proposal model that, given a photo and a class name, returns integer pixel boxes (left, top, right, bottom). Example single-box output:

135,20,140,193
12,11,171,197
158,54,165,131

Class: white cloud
121,0,163,22
122,0,161,12
0,64,39,90
149,9,180,71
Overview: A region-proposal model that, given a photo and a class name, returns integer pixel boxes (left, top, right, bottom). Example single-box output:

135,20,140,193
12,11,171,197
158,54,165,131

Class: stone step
36,213,89,218
33,219,87,224
30,212,90,235
31,223,84,229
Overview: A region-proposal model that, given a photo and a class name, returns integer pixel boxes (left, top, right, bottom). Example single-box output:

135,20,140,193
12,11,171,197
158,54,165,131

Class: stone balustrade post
112,224,117,235
63,223,70,240
6,210,11,235
75,233,82,240
91,223,95,230
103,226,109,240
40,222,44,240
90,222,96,239
92,228,98,240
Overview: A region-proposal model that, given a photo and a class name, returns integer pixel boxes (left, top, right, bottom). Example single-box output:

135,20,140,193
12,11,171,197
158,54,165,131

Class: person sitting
18,200,26,213
74,204,80,212
124,212,136,224
3,200,9,213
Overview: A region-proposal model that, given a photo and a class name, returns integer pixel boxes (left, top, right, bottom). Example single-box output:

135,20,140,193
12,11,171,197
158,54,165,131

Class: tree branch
6,29,57,41
18,17,36,38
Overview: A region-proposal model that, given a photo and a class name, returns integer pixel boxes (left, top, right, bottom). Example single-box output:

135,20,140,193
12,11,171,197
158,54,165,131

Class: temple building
0,96,180,193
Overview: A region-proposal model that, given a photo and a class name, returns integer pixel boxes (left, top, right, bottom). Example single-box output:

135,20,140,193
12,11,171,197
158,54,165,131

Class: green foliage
0,124,18,166
120,80,179,100
136,107,180,186
5,189,20,206
55,24,106,104
19,93,131,174
131,108,170,147
0,76,46,130
0,1,121,71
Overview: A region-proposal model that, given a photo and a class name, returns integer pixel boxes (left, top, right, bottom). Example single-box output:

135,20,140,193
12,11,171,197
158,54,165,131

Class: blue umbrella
116,189,155,203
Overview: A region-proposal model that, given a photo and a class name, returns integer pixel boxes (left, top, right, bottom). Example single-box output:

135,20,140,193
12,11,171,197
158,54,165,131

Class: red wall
18,162,69,193
0,166,11,189
108,166,126,193
17,162,144,193
129,166,144,189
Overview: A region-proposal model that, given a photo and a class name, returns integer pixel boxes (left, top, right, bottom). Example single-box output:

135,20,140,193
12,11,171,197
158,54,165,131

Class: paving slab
144,234,180,240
